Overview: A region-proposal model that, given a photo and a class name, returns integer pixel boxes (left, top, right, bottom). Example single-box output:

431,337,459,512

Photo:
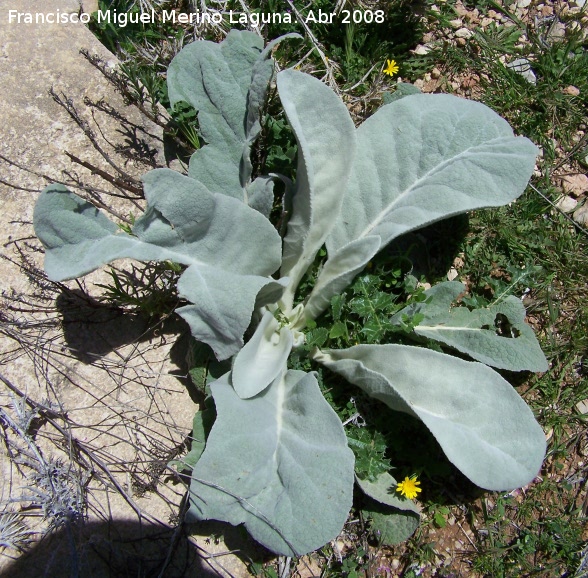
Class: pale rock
560,173,588,196
576,399,588,414
516,0,532,7
456,37,467,46
447,266,459,281
563,85,580,96
449,18,463,28
506,58,536,84
431,67,441,78
454,2,469,17
488,9,499,18
573,204,588,225
455,27,473,39
481,17,494,27
414,78,425,89
555,195,578,213
413,44,432,55
547,22,566,42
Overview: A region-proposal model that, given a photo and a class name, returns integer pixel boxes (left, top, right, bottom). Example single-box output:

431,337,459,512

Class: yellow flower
396,475,422,499
383,59,399,77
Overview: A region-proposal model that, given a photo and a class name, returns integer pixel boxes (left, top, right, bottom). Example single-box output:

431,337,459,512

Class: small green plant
33,30,547,556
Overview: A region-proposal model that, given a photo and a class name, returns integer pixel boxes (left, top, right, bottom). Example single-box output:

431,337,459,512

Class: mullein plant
34,30,547,555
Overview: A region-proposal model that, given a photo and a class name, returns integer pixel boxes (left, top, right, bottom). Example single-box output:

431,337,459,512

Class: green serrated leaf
306,327,329,348
347,427,391,482
329,321,348,340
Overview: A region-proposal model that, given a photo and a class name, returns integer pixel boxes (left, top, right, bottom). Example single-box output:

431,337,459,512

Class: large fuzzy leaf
315,345,545,491
232,310,293,399
356,472,420,514
33,172,282,359
167,30,299,212
325,93,538,255
187,370,355,556
167,31,260,198
363,505,420,546
391,282,548,372
277,69,356,311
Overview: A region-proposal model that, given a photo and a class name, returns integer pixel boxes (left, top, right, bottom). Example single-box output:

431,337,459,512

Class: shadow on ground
3,518,268,578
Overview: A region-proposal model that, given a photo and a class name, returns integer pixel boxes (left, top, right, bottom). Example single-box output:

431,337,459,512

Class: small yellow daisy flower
396,475,422,499
383,59,399,77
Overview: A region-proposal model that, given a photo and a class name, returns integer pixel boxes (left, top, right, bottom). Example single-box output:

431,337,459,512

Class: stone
573,204,588,226
555,195,578,213
0,2,253,577
455,27,473,39
563,85,581,96
413,44,432,55
560,173,588,197
547,22,566,42
506,58,537,84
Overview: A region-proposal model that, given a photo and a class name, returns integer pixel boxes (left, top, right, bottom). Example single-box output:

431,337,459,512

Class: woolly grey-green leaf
187,370,355,556
315,344,545,491
391,281,548,372
33,171,283,360
231,310,294,399
277,69,356,311
325,93,538,255
167,31,299,210
363,505,420,546
356,472,420,514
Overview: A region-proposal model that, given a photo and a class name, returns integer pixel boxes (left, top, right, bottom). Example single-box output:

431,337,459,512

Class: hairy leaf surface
33,174,282,359
392,281,548,371
188,370,355,556
326,93,538,254
277,69,356,310
232,310,293,399
356,472,420,514
167,31,298,210
315,344,545,490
